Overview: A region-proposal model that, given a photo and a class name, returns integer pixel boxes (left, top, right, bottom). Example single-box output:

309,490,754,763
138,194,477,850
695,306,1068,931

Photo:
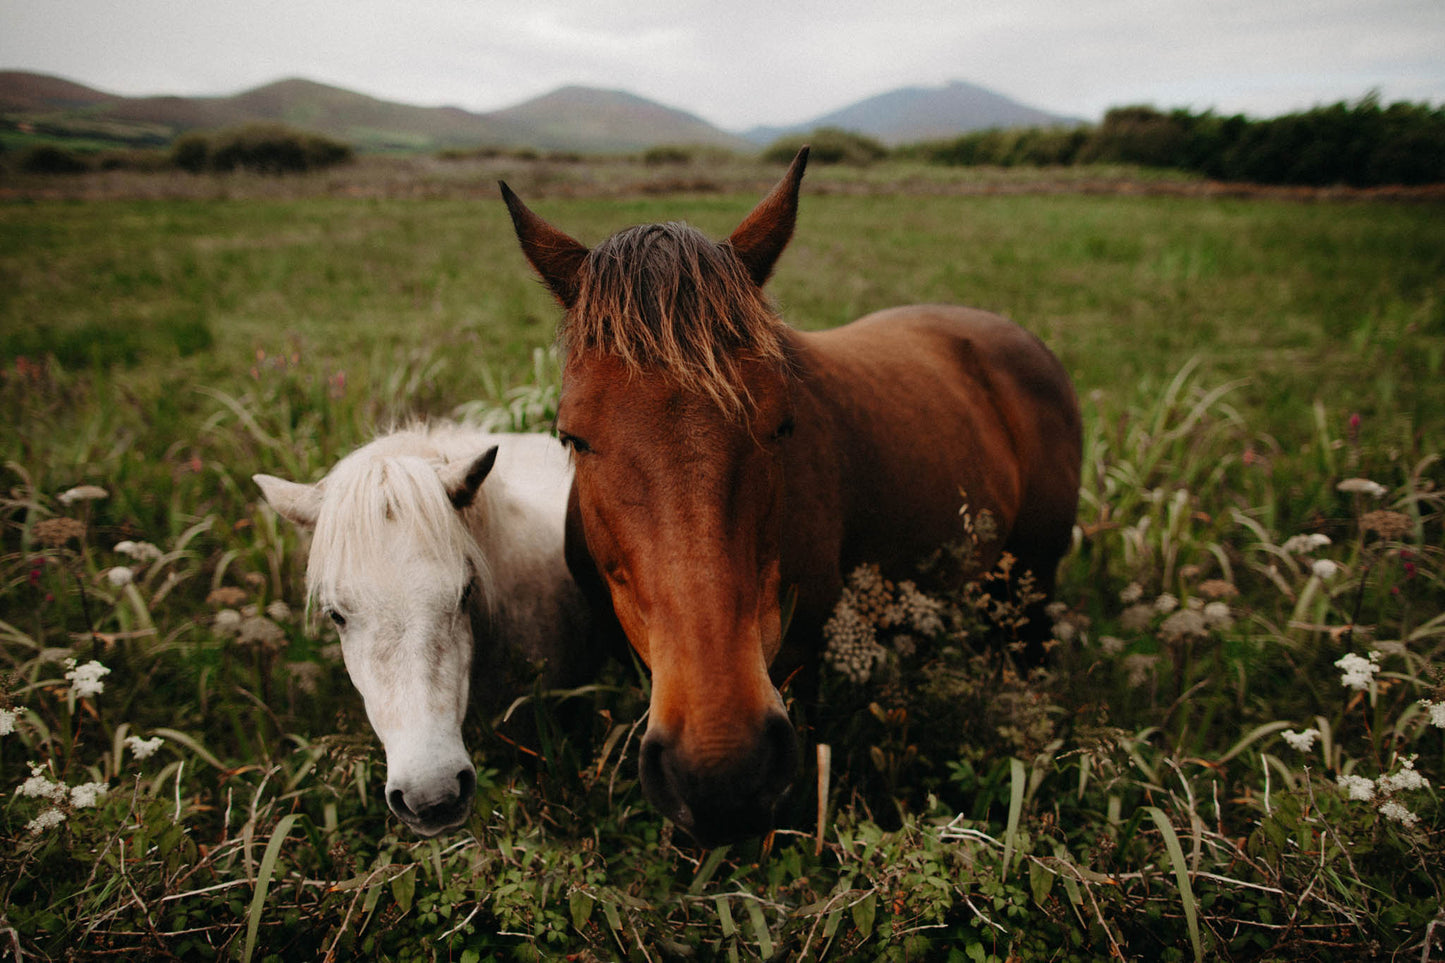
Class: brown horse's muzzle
639,708,797,846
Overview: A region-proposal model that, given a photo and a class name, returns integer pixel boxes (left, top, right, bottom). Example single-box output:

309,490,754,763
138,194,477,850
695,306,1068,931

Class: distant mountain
487,86,751,153
0,72,748,154
744,80,1084,146
0,71,1081,155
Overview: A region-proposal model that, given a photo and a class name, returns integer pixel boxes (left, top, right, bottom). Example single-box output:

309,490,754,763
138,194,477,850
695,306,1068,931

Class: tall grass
1,172,1442,960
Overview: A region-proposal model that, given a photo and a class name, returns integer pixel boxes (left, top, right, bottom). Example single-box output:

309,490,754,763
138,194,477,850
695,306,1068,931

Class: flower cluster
64,658,111,699
17,762,110,834
1337,756,1430,827
823,565,948,684
1334,651,1380,692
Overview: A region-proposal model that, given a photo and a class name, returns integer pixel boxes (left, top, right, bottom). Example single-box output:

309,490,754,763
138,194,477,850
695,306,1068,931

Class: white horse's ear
253,474,323,529
442,446,499,510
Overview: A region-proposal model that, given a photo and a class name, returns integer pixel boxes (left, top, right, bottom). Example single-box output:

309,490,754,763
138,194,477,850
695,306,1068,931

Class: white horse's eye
327,609,347,628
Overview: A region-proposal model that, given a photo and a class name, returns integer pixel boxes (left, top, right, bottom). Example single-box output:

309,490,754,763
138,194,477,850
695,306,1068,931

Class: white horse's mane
305,425,497,614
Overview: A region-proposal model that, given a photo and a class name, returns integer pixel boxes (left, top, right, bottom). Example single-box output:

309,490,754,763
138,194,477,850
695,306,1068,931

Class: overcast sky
2,0,1441,130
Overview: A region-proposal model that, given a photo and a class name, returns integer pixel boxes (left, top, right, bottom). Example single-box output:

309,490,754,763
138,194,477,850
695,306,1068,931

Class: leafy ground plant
2,353,1441,961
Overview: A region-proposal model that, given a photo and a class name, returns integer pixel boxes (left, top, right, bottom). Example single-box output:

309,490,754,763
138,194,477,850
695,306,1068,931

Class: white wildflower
58,484,108,506
69,781,108,809
214,609,243,635
1337,773,1376,801
1420,699,1445,729
65,658,111,699
0,707,17,736
895,582,944,637
1119,603,1155,632
823,602,886,685
1334,651,1380,691
1159,608,1207,643
1336,478,1387,498
125,734,165,759
1202,601,1234,630
1282,533,1331,554
266,600,293,623
19,764,68,803
1378,800,1419,827
1281,728,1320,752
114,540,162,562
1119,582,1144,604
26,808,66,835
105,566,134,587
1098,635,1126,655
1377,756,1429,795
1154,593,1179,614
1311,559,1340,580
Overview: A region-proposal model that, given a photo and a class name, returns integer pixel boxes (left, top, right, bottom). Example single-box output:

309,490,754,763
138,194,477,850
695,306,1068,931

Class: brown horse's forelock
558,222,788,415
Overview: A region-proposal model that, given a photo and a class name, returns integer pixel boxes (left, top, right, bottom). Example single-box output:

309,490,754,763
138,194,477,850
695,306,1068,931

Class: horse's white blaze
255,424,584,836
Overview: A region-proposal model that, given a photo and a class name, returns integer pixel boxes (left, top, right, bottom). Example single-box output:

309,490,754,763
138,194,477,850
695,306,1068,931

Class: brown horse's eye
772,417,795,441
558,431,592,455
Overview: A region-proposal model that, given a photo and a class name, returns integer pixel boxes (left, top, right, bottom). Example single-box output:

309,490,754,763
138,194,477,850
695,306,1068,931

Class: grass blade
243,812,301,963
1147,806,1202,963
1002,757,1025,881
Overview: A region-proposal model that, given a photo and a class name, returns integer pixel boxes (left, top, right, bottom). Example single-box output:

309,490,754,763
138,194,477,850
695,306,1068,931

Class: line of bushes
900,95,1445,187
7,123,353,176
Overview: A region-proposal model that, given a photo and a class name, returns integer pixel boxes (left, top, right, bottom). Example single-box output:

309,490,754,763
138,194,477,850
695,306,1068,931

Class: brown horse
501,149,1081,845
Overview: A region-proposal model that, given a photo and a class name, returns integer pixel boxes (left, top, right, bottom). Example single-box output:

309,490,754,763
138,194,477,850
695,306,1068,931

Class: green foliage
0,177,1442,960
763,127,890,166
170,123,354,175
909,96,1445,187
18,144,93,175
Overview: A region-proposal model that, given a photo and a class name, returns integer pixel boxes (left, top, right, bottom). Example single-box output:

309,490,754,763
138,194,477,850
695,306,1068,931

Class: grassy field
2,159,1444,961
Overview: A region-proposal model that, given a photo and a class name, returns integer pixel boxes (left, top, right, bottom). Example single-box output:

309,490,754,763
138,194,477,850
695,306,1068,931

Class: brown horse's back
778,304,1081,668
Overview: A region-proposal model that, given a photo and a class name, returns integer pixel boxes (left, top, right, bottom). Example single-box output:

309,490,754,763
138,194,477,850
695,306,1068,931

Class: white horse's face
255,444,497,837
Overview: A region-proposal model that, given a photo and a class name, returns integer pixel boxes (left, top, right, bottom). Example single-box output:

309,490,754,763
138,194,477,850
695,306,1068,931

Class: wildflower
26,808,66,835
207,586,249,607
58,484,108,506
1198,579,1238,600
896,581,944,636
32,517,87,547
1282,533,1331,554
1336,478,1387,498
69,781,108,809
1098,635,1126,655
1281,728,1320,752
19,764,68,803
1202,601,1234,630
125,734,165,759
1154,593,1179,614
1311,559,1340,580
823,602,887,685
1378,800,1419,827
214,609,242,635
1119,603,1156,632
236,615,286,650
1159,608,1207,643
105,566,134,587
1377,756,1429,794
0,707,16,736
1334,651,1380,691
114,540,162,562
1119,582,1144,604
266,600,293,623
1359,510,1411,539
1419,699,1445,729
1337,773,1376,801
64,658,111,699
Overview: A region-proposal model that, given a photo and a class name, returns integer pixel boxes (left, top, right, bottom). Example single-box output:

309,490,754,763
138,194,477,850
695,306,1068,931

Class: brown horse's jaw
638,710,798,846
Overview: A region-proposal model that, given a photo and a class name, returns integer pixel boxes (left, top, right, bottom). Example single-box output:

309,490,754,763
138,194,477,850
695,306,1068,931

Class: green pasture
1,164,1443,961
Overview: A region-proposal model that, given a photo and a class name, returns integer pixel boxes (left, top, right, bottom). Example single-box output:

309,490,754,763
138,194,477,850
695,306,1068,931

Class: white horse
254,424,598,837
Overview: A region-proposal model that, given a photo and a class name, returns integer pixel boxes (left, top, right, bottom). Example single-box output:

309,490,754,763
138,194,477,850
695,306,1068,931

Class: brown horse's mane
559,222,788,414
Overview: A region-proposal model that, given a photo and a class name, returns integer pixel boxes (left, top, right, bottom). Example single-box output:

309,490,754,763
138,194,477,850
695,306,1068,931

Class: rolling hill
744,80,1082,146
0,70,1081,155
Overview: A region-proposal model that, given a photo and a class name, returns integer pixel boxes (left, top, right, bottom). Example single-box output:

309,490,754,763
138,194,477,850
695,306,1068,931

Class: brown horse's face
502,149,811,843
558,353,798,843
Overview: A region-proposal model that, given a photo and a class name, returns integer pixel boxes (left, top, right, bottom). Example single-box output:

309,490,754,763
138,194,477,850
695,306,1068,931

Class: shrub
169,123,353,175
763,127,889,166
18,144,92,175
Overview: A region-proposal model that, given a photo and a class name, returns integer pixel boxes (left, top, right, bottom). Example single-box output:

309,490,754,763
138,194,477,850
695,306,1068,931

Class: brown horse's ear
727,146,809,287
442,445,499,510
499,182,589,309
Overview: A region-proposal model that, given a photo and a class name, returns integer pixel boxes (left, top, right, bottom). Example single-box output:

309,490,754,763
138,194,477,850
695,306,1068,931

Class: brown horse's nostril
639,711,797,846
